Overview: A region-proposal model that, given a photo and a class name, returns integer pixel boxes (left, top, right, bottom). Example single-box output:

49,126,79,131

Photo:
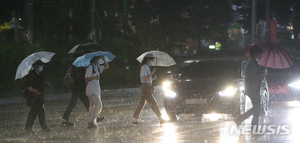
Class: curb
0,87,163,106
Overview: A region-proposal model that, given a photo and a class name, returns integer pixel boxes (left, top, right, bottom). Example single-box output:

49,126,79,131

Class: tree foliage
270,0,300,39
0,0,236,97
130,0,233,49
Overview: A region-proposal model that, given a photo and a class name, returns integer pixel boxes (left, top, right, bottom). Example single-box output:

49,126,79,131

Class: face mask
149,61,153,66
38,66,43,72
97,59,102,64
255,58,260,62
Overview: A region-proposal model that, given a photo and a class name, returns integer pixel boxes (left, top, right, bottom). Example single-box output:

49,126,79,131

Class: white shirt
140,65,152,84
85,64,104,95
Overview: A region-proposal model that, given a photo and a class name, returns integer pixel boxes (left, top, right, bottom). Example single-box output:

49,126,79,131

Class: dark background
1,0,300,98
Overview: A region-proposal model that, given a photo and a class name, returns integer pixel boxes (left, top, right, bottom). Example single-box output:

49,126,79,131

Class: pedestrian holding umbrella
244,42,293,69
16,51,55,133
61,51,113,126
72,51,113,129
235,46,267,132
62,50,111,126
133,51,176,125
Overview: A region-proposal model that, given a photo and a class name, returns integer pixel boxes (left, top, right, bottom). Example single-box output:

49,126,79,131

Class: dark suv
161,59,269,121
266,59,300,102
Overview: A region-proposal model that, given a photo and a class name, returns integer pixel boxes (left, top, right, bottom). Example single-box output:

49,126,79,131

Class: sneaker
62,120,75,126
234,119,242,127
87,123,98,129
159,117,166,125
24,128,35,134
132,121,139,124
42,128,52,132
96,117,105,123
160,119,166,125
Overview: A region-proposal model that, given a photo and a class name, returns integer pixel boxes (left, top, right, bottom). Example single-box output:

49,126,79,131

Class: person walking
234,46,267,132
24,60,51,133
132,54,165,125
62,65,104,126
85,56,109,129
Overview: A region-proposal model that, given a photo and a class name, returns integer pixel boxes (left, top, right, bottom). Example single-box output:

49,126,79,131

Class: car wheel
261,90,269,116
166,111,178,121
232,92,246,118
239,92,246,115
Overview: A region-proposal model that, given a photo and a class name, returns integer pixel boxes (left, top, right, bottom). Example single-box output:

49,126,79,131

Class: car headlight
218,87,236,96
288,81,300,88
163,81,171,91
164,89,177,98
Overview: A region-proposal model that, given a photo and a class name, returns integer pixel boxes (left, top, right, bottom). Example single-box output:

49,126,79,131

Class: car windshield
180,60,240,78
266,60,300,82
267,68,291,77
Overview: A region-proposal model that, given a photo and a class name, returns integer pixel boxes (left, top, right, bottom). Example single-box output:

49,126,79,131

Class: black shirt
24,70,45,106
72,66,86,90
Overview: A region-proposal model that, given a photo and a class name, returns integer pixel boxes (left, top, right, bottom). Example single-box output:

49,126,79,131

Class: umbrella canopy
137,50,176,67
244,42,293,69
68,43,108,54
15,51,55,80
73,51,115,67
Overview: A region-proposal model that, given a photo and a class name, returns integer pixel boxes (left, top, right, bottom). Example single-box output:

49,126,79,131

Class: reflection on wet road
1,91,300,142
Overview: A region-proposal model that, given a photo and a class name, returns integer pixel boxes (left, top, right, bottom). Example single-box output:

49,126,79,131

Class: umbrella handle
45,80,52,88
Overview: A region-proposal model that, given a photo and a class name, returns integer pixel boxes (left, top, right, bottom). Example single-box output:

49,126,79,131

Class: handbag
63,67,74,88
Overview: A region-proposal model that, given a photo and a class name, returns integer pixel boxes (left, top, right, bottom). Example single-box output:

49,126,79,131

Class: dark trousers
63,89,89,121
133,84,161,119
25,101,47,130
235,95,261,127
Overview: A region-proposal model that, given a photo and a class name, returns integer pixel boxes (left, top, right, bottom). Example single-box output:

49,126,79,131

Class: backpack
63,66,74,88
86,64,101,84
63,65,100,87
89,64,100,74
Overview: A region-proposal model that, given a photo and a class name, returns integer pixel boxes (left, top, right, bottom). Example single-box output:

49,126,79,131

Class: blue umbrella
73,51,115,67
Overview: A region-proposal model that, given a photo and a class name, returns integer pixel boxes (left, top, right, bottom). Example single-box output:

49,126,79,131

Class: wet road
1,87,300,143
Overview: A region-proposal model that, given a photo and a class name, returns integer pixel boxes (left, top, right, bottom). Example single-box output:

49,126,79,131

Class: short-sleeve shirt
140,65,152,84
24,70,45,106
85,64,104,95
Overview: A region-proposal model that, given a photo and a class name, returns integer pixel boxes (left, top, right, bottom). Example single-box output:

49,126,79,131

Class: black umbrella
68,43,108,54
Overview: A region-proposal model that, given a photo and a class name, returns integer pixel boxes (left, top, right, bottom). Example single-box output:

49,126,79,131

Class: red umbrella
244,42,293,69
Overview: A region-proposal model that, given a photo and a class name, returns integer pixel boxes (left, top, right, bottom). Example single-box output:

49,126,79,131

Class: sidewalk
0,87,162,106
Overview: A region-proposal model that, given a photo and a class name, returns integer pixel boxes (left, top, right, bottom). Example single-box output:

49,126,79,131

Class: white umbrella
15,51,56,80
137,50,176,67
